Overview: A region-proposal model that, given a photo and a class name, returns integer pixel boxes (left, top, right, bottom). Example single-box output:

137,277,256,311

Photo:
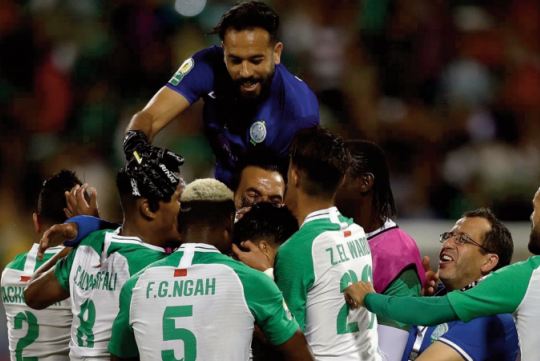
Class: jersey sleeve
436,316,514,360
243,271,300,345
447,259,533,322
165,47,217,104
379,268,422,330
274,238,315,331
365,293,458,326
54,247,77,290
108,276,139,358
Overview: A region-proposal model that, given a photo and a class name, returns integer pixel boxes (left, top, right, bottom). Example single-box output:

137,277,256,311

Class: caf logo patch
168,58,194,86
249,120,266,145
430,323,449,342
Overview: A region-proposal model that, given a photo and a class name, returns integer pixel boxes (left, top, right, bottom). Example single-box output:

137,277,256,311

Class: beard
528,224,540,255
233,69,274,104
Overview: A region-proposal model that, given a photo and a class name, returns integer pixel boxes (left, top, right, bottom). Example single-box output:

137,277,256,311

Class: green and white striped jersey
108,243,299,361
1,244,71,361
54,228,167,360
275,207,381,361
447,256,540,361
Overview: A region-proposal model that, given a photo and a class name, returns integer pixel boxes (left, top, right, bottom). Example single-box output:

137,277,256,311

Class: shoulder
190,45,223,67
77,229,110,253
274,65,318,118
3,251,29,272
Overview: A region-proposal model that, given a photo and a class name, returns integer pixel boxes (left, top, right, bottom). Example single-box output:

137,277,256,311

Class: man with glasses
348,208,519,361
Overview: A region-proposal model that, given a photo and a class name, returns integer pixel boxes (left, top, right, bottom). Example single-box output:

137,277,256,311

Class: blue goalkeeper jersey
165,46,319,185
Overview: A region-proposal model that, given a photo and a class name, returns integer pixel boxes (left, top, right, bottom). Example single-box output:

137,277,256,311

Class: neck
182,228,227,252
120,217,164,248
295,191,335,225
354,196,385,233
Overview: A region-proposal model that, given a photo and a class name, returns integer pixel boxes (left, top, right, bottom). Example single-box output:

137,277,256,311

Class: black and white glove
123,130,184,169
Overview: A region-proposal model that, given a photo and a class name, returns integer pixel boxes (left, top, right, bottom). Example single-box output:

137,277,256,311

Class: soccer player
345,186,540,361
335,140,425,361
108,179,313,361
1,170,81,360
24,153,183,361
278,127,380,360
123,1,319,187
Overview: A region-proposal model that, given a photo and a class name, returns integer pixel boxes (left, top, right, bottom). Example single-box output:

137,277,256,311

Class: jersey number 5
161,305,197,361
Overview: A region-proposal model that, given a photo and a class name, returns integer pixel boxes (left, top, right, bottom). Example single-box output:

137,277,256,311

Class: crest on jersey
430,323,449,341
169,58,194,86
249,120,267,145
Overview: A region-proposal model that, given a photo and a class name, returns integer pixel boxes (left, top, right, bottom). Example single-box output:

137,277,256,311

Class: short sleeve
274,237,315,331
447,259,533,322
108,276,139,357
165,46,218,104
243,271,299,345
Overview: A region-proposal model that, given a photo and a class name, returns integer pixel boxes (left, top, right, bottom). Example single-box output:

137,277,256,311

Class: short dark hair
346,140,396,220
289,127,350,197
231,151,285,192
37,170,82,224
212,1,280,42
233,203,298,246
462,208,513,270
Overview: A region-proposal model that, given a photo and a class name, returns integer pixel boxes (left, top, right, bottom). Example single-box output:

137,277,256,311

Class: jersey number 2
14,311,39,361
161,305,197,361
337,265,375,334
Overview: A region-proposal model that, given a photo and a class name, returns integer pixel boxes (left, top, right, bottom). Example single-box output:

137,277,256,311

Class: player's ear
359,173,375,193
273,41,283,64
32,212,40,234
140,199,157,220
290,166,299,188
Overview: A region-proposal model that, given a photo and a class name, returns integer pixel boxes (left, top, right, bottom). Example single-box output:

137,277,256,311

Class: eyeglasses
439,231,491,252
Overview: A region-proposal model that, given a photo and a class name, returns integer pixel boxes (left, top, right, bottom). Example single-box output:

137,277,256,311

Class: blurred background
1,0,539,357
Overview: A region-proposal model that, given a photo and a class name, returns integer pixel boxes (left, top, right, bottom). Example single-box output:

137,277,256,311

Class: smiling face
438,216,494,290
234,166,285,209
222,27,282,100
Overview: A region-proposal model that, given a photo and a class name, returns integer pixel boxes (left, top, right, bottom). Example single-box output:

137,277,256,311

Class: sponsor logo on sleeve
169,58,195,86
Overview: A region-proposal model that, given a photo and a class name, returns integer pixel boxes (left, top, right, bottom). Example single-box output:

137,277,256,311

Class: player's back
1,244,71,361
277,207,381,361
122,243,297,361
54,228,167,360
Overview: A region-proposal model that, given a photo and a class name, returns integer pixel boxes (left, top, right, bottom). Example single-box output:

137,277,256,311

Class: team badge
430,323,449,342
249,120,266,145
168,58,194,86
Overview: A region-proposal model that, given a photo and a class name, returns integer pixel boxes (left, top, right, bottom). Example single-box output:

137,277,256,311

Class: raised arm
127,86,190,141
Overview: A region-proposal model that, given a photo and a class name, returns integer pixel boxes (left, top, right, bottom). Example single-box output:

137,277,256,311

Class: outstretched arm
127,86,190,141
24,267,69,310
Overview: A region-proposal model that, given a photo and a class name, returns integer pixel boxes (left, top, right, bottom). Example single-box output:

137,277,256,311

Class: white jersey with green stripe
1,244,71,361
108,243,300,361
275,207,381,361
447,256,540,361
54,228,167,360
